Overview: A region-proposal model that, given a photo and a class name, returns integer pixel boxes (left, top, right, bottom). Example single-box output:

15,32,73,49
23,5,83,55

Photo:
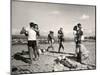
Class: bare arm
20,27,28,36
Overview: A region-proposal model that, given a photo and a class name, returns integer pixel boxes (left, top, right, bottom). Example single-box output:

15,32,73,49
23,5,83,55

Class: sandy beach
11,41,96,74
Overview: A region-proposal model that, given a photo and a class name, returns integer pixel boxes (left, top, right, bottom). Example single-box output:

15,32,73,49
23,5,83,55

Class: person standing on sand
34,24,40,56
20,22,39,64
47,31,54,51
58,28,64,53
34,24,40,37
73,23,83,63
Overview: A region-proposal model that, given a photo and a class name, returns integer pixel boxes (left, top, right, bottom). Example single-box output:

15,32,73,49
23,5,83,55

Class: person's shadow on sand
12,51,30,63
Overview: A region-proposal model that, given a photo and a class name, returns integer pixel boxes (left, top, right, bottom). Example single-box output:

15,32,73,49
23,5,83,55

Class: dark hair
73,26,77,30
50,31,54,34
77,23,81,27
34,24,38,26
29,22,34,27
60,27,63,30
34,24,38,28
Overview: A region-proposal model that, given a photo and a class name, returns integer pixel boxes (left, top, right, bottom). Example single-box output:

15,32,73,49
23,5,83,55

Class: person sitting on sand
58,28,64,53
47,31,54,51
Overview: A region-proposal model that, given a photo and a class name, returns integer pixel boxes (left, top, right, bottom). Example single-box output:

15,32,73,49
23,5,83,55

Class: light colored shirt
25,27,36,41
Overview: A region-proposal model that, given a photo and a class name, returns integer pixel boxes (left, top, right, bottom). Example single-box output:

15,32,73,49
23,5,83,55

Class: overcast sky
12,1,96,37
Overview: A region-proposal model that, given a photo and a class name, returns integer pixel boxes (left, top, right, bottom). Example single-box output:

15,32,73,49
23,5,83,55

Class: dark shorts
28,40,37,48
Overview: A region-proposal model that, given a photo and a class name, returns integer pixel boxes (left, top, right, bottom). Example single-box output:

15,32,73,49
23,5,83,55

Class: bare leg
32,46,38,60
36,47,39,57
76,44,82,63
28,46,33,64
47,46,50,51
47,41,53,51
36,40,40,57
35,46,39,59
58,42,61,53
61,42,64,50
51,42,54,50
79,44,82,63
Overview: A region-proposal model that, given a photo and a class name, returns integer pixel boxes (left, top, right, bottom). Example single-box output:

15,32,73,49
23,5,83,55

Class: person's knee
28,47,33,51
